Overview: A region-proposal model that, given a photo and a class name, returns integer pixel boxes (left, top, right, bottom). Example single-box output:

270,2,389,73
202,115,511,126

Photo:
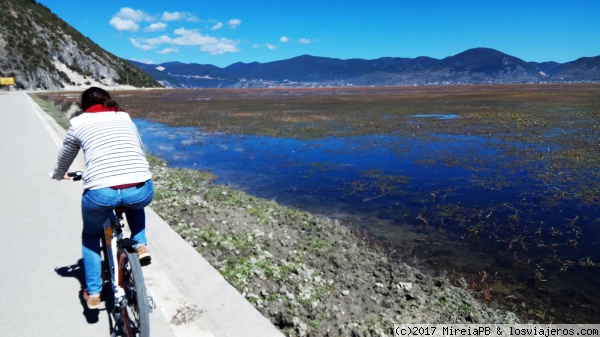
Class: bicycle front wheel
118,249,150,337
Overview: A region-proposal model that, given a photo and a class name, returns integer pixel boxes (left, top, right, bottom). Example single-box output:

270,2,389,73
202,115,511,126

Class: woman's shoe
83,289,101,309
136,245,151,266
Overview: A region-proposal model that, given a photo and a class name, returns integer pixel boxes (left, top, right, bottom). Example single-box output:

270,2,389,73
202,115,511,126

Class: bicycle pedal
147,296,156,312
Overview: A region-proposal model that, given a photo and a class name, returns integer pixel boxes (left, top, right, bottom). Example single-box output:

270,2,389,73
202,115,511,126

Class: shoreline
147,156,521,336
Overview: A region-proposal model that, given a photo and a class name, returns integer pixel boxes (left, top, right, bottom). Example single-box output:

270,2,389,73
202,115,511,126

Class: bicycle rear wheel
118,249,150,337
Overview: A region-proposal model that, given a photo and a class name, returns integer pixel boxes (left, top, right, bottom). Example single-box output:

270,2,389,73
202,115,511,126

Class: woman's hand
49,171,73,180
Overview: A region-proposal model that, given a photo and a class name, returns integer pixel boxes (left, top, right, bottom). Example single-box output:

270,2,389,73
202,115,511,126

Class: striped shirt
51,110,152,190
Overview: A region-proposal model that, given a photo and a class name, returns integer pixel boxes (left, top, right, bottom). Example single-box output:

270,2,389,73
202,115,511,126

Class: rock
262,250,274,258
398,282,413,292
298,322,308,337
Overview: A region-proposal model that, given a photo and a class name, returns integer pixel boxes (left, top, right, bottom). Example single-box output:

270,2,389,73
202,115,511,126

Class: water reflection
411,114,460,119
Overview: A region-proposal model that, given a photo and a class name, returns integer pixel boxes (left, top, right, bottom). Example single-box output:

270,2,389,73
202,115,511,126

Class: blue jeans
81,180,154,295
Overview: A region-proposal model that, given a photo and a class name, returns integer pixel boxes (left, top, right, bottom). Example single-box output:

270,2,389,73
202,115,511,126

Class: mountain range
130,49,600,89
0,0,598,90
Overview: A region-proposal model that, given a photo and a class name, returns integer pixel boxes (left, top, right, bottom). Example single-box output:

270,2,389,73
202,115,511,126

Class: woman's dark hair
79,87,121,111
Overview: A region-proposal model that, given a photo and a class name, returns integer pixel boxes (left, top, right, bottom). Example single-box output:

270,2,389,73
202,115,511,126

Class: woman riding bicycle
51,87,154,310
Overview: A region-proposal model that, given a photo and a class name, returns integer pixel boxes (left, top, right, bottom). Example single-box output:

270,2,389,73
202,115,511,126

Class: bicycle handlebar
68,171,83,181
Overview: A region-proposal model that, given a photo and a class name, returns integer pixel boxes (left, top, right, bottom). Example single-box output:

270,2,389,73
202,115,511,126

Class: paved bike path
0,92,284,337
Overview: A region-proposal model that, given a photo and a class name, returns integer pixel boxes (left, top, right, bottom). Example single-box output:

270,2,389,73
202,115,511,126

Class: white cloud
171,28,214,46
112,7,241,56
129,37,155,50
161,11,184,21
299,38,312,44
110,17,139,32
253,43,277,50
173,28,239,54
158,47,179,54
114,7,154,22
227,19,241,29
129,28,239,55
211,22,223,30
161,11,198,22
201,41,239,55
110,7,155,32
144,22,167,32
130,58,155,64
280,36,289,43
160,12,189,21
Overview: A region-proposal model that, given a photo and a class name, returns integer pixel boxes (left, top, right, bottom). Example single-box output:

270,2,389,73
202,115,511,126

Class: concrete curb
28,93,285,337
144,209,284,337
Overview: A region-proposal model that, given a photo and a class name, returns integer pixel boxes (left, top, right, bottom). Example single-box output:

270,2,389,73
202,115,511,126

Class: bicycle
68,171,154,337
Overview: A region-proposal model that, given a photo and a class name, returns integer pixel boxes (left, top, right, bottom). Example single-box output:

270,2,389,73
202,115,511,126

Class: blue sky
37,0,600,68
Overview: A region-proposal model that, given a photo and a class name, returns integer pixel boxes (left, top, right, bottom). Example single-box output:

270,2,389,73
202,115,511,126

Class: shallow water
135,117,600,323
411,114,460,119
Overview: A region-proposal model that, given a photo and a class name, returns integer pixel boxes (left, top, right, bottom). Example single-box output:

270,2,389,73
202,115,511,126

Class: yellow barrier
0,77,15,85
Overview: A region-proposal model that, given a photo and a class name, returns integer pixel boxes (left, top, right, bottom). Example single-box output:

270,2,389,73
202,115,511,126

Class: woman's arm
51,129,81,180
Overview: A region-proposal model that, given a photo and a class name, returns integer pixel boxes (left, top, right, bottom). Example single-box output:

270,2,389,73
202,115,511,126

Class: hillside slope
0,0,161,90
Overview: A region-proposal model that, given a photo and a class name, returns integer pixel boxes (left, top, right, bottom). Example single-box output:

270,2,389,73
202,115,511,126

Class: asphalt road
0,92,284,337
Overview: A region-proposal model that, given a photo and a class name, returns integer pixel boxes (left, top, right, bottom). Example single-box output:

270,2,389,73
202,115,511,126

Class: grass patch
28,93,70,129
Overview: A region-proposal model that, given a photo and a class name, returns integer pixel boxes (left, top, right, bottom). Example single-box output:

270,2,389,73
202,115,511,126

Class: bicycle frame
104,209,127,304
102,206,153,337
